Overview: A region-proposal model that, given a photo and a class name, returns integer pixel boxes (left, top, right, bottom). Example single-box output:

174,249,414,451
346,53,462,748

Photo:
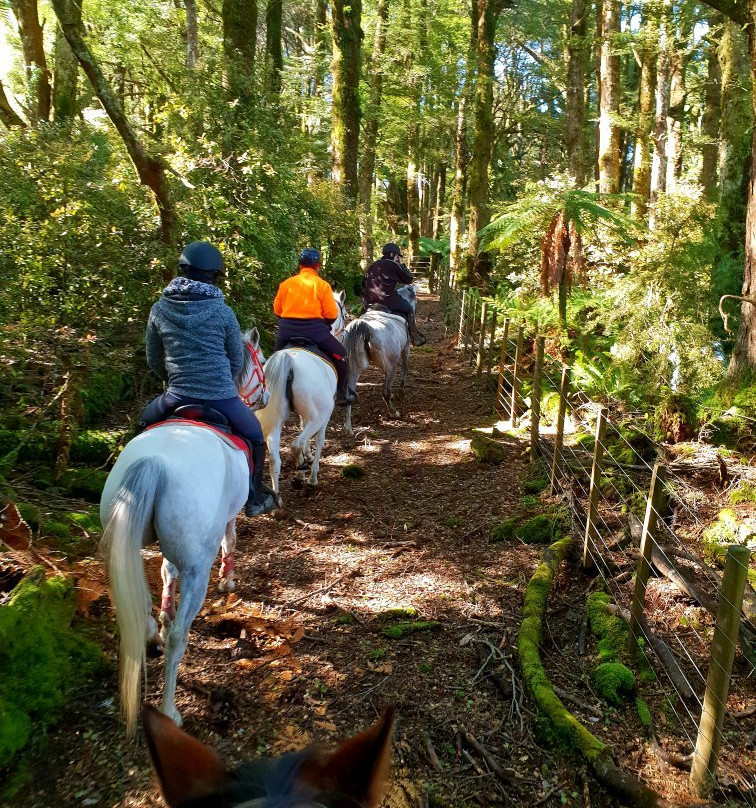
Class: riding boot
407,311,427,346
334,357,357,406
245,442,278,517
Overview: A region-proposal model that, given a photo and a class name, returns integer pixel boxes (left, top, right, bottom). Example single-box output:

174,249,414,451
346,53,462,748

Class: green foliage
515,514,562,545
341,463,365,479
58,468,109,501
635,698,652,730
522,461,549,494
730,483,756,505
0,569,106,770
702,508,755,560
70,430,123,464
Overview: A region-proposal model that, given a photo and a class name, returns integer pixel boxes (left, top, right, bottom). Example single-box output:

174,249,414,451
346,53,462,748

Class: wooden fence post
690,544,751,797
549,366,570,495
530,336,545,463
486,309,498,376
497,318,510,418
628,464,667,654
476,301,488,377
510,323,524,425
582,406,607,570
458,288,467,346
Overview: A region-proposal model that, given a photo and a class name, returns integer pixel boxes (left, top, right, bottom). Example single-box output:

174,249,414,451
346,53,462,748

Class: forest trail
11,288,563,807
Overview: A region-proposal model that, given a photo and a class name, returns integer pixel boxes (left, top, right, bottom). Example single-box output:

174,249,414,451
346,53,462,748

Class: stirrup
412,333,427,347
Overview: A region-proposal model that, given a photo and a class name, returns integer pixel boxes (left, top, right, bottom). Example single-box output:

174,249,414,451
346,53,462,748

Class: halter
239,340,267,408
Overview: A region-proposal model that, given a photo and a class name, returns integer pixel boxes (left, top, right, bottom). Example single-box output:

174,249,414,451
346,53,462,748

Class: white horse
256,291,347,499
340,284,417,434
99,329,268,736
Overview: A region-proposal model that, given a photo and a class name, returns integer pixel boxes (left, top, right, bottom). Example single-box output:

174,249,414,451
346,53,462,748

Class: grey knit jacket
145,277,244,400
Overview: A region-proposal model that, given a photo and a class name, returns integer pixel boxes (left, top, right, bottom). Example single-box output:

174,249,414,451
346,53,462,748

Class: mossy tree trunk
631,10,657,220
184,0,199,69
699,21,722,196
265,0,283,94
449,92,469,278
464,0,499,286
566,0,588,188
598,0,620,194
0,79,26,128
358,0,389,270
330,0,362,205
53,0,81,121
11,0,52,123
222,0,257,106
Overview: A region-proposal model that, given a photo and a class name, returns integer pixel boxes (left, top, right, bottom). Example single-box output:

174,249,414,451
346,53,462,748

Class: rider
363,243,427,346
273,248,356,406
140,241,278,518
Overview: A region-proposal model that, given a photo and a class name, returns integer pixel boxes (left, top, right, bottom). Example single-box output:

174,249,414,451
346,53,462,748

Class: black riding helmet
382,242,402,258
178,241,224,283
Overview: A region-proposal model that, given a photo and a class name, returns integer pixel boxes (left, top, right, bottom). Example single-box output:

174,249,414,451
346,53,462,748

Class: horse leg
307,422,328,487
159,558,179,645
161,558,213,726
266,425,283,504
383,365,399,419
343,368,360,436
218,518,237,593
397,343,410,403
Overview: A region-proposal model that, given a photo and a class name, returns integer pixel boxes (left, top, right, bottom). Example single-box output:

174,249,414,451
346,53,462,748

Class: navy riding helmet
299,248,321,268
382,242,402,257
179,241,224,279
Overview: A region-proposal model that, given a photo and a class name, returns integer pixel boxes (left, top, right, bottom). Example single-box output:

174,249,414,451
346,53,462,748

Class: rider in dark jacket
363,243,426,345
139,241,277,517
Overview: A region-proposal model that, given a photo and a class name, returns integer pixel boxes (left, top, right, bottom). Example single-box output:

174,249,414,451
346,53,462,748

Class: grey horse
340,284,418,434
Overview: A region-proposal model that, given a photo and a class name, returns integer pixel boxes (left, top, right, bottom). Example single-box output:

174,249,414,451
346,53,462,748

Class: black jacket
363,258,414,307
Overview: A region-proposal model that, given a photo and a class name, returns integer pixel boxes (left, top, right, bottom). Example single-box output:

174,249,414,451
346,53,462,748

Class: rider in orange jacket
273,249,356,405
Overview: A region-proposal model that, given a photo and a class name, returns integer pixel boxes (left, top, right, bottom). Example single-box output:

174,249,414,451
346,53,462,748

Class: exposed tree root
517,536,682,808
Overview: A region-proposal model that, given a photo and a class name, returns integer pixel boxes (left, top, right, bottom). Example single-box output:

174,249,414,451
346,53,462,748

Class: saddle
146,404,251,461
365,303,392,314
282,338,336,371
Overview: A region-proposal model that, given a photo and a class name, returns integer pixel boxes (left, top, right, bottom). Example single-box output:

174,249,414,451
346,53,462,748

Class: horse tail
344,319,371,369
101,456,167,738
263,351,294,420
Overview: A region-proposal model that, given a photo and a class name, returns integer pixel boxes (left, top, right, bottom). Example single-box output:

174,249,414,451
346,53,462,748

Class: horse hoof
218,578,236,593
162,706,183,727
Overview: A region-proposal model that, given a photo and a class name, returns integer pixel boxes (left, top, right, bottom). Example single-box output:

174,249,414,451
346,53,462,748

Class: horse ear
142,705,227,808
338,290,346,304
300,707,395,807
250,327,260,347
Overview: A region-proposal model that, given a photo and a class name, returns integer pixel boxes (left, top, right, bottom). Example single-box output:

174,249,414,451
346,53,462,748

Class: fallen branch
518,535,675,807
460,727,518,783
605,603,696,702
283,570,357,608
422,731,443,772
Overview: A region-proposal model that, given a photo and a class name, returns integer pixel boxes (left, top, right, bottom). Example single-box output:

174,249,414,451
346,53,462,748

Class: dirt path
12,289,572,808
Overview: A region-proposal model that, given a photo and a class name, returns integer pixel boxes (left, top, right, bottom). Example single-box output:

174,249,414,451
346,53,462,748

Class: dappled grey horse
340,284,418,434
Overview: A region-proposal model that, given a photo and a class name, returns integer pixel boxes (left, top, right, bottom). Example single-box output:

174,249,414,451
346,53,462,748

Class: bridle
331,298,347,339
239,340,267,408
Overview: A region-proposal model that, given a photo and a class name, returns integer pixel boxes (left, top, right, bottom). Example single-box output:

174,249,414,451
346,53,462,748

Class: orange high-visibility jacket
273,267,339,320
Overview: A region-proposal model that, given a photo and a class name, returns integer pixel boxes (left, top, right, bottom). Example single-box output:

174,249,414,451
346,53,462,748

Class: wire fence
432,268,756,804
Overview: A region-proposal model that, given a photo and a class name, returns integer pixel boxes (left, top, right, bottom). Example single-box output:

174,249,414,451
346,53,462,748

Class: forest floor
5,287,755,808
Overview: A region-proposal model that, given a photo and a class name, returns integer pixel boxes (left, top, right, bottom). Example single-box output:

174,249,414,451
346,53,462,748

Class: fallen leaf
0,502,31,550
313,720,338,733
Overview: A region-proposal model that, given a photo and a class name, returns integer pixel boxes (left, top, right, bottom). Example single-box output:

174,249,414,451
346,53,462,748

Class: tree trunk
50,0,179,257
184,0,199,68
665,18,691,192
718,18,751,254
222,0,257,104
699,25,722,196
53,0,81,121
330,0,362,204
566,0,588,186
598,0,620,194
464,0,499,285
0,79,26,128
358,0,389,270
265,0,283,93
631,18,657,220
449,93,468,278
650,1,670,219
407,136,421,264
11,0,52,122
433,166,446,240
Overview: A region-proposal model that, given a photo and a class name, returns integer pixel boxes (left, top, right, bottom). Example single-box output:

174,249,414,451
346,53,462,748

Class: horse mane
397,284,417,310
236,329,258,388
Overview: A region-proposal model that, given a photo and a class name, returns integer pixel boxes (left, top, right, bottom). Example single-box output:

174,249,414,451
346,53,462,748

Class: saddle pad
286,347,338,379
146,419,250,459
362,310,407,326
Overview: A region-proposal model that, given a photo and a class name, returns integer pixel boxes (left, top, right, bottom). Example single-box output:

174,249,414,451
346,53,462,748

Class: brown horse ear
142,704,227,808
301,707,395,808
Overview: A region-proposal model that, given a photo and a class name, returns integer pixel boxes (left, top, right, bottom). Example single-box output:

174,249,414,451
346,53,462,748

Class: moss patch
586,591,629,663
0,568,107,770
515,514,562,545
490,517,520,543
70,429,123,464
636,698,652,731
377,607,419,621
730,482,756,505
470,432,506,465
341,463,365,479
592,662,635,706
59,468,109,501
381,620,440,639
522,461,549,494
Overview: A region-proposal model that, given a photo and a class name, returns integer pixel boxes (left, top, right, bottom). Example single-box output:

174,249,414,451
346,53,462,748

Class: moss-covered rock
341,463,365,479
702,508,755,560
68,508,102,535
470,432,507,464
490,517,520,543
381,620,440,639
586,592,629,663
635,698,652,731
522,460,549,494
705,415,753,450
0,568,107,769
515,514,562,545
592,662,635,706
